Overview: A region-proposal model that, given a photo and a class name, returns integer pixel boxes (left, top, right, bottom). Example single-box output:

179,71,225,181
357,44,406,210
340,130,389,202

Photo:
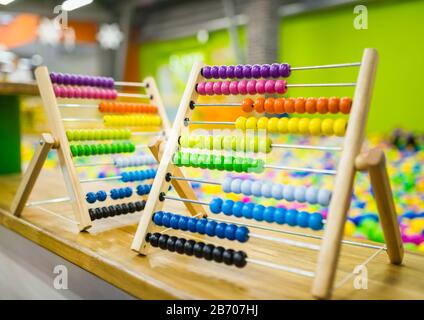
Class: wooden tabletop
0,169,423,300
0,82,38,96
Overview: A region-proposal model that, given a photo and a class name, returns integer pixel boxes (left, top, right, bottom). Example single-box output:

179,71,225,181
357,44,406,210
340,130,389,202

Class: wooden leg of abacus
148,139,207,218
355,148,404,264
11,133,58,217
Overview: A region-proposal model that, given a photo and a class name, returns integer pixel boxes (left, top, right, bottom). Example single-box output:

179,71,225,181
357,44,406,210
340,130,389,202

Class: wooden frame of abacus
10,66,202,231
131,48,403,299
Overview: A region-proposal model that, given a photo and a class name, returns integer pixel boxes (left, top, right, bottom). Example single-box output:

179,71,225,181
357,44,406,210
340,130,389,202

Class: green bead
189,153,199,168
74,130,82,141
80,130,88,141
214,155,224,170
93,130,101,140
208,155,216,170
66,130,74,141
77,145,84,157
241,158,250,172
97,144,105,155
70,145,77,156
103,144,111,154
258,137,272,153
181,153,191,167
115,143,123,153
121,143,129,153
233,157,243,172
110,144,117,154
189,136,200,148
128,143,135,152
198,154,208,169
125,129,131,139
224,156,234,171
255,159,265,173
173,152,182,166
204,136,213,150
84,145,92,156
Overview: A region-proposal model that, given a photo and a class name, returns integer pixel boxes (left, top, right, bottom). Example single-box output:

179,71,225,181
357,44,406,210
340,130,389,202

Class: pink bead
80,87,87,99
237,80,248,95
66,87,73,98
229,81,239,95
213,81,222,95
110,89,117,100
255,79,266,94
73,87,81,99
53,85,61,97
196,82,206,95
264,80,276,94
275,80,287,94
85,87,94,99
221,81,231,95
205,82,214,95
246,80,257,95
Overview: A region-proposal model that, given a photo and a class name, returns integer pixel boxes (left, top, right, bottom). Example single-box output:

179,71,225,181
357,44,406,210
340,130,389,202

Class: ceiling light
0,0,16,5
62,0,93,11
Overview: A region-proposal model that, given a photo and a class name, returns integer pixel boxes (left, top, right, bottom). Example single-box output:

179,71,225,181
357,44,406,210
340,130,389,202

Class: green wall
280,0,424,133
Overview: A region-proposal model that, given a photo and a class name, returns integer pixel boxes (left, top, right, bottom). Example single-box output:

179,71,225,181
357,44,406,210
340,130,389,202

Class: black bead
89,209,96,221
233,251,248,268
166,236,178,252
175,238,186,254
101,207,109,218
135,201,143,211
149,233,160,247
128,202,136,213
193,242,205,258
203,244,215,261
212,246,225,263
95,208,102,220
115,204,122,215
121,203,129,214
108,205,116,217
222,249,235,265
145,233,152,242
158,234,169,250
183,240,196,256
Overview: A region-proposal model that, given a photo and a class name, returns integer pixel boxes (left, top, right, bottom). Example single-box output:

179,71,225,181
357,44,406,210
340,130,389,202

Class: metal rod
271,144,342,152
114,81,147,88
62,118,102,122
162,195,209,206
246,258,315,278
75,162,114,167
290,62,361,71
188,121,234,126
118,92,150,99
132,131,163,136
193,103,240,107
135,144,149,149
26,197,71,207
264,164,337,175
249,233,320,251
170,176,221,186
287,83,356,88
58,104,98,108
80,176,122,183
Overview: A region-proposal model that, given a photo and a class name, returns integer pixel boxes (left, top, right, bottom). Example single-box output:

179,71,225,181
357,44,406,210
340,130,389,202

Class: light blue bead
242,203,254,219
261,183,273,198
317,189,332,206
296,211,310,228
283,185,295,201
305,187,318,204
263,207,275,223
251,181,263,197
271,184,284,200
240,179,253,196
274,208,286,224
230,178,243,194
222,177,232,193
294,186,306,203
252,204,265,221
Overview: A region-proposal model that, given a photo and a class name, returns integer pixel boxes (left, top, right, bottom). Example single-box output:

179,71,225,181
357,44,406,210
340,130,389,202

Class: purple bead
251,65,261,78
213,81,222,95
80,75,88,86
256,79,266,94
50,73,57,83
226,66,235,79
270,63,280,78
62,74,70,85
246,80,257,95
221,81,231,95
196,82,206,95
108,77,115,88
229,81,239,95
260,64,270,78
242,65,252,78
279,63,291,77
55,73,64,84
218,66,227,79
69,74,77,85
205,82,214,95
211,66,219,79
234,65,244,79
237,80,248,95
201,66,212,79
264,80,276,94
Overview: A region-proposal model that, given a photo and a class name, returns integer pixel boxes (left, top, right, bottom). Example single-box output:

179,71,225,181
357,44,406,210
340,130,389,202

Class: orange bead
254,98,265,113
241,98,254,113
99,101,107,112
317,97,328,114
340,97,352,114
107,102,114,112
328,97,340,113
264,98,275,114
274,98,285,114
294,97,305,113
305,98,317,114
284,98,295,113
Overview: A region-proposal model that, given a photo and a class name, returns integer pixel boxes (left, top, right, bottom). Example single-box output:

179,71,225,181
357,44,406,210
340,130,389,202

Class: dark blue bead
263,207,275,223
222,200,234,216
297,211,310,228
153,211,164,226
224,224,237,240
110,189,119,200
285,209,299,226
242,203,254,219
136,186,143,196
232,201,244,217
125,187,132,197
121,172,129,182
161,212,172,227
215,223,227,239
178,216,188,231
170,214,181,229
187,218,198,232
274,207,286,224
97,190,107,201
209,198,223,214
196,219,207,234
252,204,265,221
309,213,324,230
205,220,217,236
235,226,249,243
85,192,97,204
119,188,126,199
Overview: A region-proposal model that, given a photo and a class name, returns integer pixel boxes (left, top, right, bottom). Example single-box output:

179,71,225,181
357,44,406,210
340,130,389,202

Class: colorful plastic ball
264,80,276,94
283,185,295,201
211,66,219,79
284,98,295,113
86,192,97,204
317,97,328,114
257,117,268,130
252,204,265,221
209,198,223,214
309,118,322,135
263,207,275,223
237,80,248,95
232,201,244,217
235,116,247,130
274,208,286,224
242,203,254,219
295,98,306,113
271,184,284,200
285,209,298,226
261,183,273,198
274,98,285,114
229,81,239,95
340,97,352,114
218,66,227,78
321,119,334,135
241,179,253,196
305,187,318,204
170,215,180,229
298,118,310,134
267,118,279,133
309,213,324,230
344,220,356,237
96,190,107,201
234,65,244,78
260,64,270,78
288,118,299,134
306,98,317,113
318,189,332,206
226,65,235,78
242,65,252,78
251,181,263,197
205,82,214,95
278,118,289,133
241,98,254,113
294,186,306,203
230,178,243,194
334,118,347,136
254,98,265,113
245,117,258,130
279,63,291,77
297,211,310,228
270,63,280,78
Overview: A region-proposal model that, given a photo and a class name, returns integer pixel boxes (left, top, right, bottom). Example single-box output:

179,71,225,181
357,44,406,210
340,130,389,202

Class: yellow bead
235,116,246,130
257,117,268,130
418,243,424,253
278,118,289,133
344,220,356,237
213,135,223,150
298,118,310,135
267,118,279,133
245,117,258,130
410,218,424,233
334,118,347,136
309,118,321,135
321,119,334,135
288,118,299,134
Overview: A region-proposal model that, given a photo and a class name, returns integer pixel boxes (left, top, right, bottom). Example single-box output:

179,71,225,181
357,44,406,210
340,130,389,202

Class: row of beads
113,155,157,168
70,142,135,157
146,233,247,268
89,200,145,221
103,115,161,127
152,212,249,243
209,198,324,230
173,152,265,173
180,134,272,153
121,168,157,182
66,129,131,141
50,72,114,88
196,79,287,96
86,185,152,204
235,116,347,136
201,64,291,80
53,85,117,100
99,101,157,114
222,177,332,206
241,97,352,114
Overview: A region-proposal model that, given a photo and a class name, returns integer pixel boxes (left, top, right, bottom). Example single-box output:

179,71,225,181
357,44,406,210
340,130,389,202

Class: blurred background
0,0,423,251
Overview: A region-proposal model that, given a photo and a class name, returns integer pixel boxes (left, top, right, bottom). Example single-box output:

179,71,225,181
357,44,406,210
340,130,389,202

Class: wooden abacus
131,48,403,299
11,67,201,231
